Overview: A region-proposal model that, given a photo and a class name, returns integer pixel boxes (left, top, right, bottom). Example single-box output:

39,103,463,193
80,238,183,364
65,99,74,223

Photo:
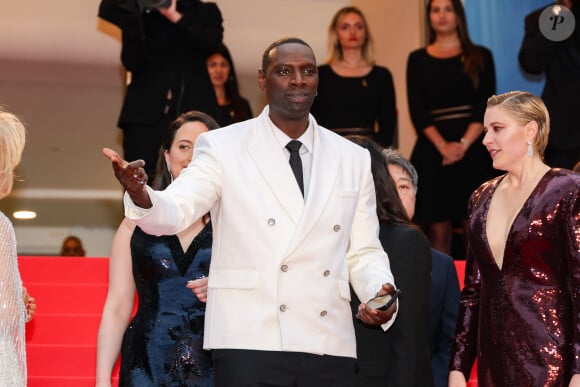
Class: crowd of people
0,0,578,386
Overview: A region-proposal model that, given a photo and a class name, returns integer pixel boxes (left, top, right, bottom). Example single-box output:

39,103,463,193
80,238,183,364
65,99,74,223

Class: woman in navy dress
96,111,219,387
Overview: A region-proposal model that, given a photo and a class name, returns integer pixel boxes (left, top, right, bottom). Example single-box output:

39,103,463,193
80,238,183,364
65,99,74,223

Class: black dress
406,47,497,224
310,65,397,147
119,224,213,386
212,98,252,127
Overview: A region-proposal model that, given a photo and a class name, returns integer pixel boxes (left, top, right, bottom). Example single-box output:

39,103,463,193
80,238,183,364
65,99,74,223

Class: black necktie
286,140,304,196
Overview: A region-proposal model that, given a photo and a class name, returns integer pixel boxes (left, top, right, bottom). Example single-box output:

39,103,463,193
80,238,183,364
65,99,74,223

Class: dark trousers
212,349,356,387
122,117,172,183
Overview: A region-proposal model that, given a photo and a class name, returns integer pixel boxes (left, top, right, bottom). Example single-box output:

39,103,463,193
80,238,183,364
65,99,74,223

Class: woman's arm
567,180,580,377
449,193,482,380
95,218,137,387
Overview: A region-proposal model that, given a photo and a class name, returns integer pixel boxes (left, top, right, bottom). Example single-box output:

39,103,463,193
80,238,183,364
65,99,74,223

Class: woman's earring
527,140,533,157
167,163,174,182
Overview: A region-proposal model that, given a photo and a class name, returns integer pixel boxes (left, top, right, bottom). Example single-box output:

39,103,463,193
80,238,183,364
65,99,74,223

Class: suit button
281,265,288,272
333,225,341,232
268,218,276,226
280,304,287,312
320,310,327,317
323,269,330,277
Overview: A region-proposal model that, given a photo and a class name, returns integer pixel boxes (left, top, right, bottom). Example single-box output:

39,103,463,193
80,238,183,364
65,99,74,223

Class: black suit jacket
350,223,433,387
519,4,580,150
429,249,460,387
99,0,223,127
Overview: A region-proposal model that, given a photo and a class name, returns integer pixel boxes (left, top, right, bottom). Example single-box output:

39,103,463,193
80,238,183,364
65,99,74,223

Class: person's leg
122,119,169,183
428,221,453,255
212,349,356,387
212,349,297,387
297,352,356,387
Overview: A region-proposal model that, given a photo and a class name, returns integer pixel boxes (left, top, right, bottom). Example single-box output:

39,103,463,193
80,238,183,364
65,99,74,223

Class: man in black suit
383,148,460,387
98,0,223,181
519,0,580,169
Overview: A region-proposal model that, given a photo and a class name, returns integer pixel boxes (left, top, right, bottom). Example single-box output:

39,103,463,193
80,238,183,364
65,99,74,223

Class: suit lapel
248,112,305,224
285,127,340,255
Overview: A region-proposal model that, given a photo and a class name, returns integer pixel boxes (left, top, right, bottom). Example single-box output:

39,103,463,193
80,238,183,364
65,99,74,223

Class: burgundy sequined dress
450,169,580,386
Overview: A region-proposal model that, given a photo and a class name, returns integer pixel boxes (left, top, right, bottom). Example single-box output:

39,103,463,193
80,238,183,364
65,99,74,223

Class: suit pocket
208,269,258,289
337,190,358,198
338,279,351,301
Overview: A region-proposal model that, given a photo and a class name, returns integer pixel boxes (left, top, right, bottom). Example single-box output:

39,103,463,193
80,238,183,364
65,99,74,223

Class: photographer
98,0,223,181
519,0,580,169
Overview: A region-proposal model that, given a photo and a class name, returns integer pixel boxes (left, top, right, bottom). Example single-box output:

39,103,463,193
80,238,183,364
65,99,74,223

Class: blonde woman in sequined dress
0,109,27,386
449,91,580,387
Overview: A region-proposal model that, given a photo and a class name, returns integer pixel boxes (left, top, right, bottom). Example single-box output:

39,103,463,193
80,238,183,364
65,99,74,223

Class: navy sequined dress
450,169,580,386
119,224,213,386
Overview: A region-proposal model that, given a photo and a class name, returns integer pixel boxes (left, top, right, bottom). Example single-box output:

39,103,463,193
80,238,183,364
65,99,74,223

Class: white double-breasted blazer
125,106,396,358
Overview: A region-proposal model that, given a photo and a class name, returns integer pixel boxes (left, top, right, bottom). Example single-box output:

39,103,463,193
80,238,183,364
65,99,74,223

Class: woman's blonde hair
0,110,26,199
486,91,550,158
326,6,374,66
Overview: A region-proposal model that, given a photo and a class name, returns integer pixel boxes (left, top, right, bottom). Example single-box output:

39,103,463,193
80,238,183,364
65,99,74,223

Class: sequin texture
450,169,580,386
0,212,26,386
119,224,213,386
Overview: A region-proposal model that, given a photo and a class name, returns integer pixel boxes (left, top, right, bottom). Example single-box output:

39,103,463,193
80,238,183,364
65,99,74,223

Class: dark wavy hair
209,45,252,122
152,111,220,191
346,135,412,226
426,0,484,89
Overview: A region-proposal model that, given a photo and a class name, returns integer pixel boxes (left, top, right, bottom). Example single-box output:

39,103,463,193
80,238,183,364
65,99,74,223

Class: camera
137,0,171,10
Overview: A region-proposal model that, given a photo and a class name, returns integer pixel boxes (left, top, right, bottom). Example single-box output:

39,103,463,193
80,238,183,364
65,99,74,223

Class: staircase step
28,376,118,387
26,314,101,344
23,283,107,314
19,256,109,284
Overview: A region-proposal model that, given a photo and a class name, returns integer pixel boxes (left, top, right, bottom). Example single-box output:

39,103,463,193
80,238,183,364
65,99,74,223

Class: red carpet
20,256,119,387
19,256,475,386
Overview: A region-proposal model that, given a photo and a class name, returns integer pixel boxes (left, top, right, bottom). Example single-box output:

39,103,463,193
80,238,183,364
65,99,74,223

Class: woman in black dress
206,45,253,127
406,0,497,255
311,6,396,147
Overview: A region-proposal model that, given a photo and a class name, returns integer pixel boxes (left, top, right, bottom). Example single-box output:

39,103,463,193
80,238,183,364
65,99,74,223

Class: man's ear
258,69,266,91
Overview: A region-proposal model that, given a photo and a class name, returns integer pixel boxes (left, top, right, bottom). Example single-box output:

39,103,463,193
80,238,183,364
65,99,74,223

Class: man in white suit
104,37,397,386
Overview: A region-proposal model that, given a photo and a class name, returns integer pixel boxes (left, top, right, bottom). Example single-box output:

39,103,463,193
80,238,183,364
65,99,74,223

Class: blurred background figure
97,0,223,182
206,45,253,127
96,111,219,387
0,109,28,386
60,235,86,257
347,136,432,387
519,0,580,170
383,147,460,387
406,0,497,256
311,6,397,148
449,91,580,386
